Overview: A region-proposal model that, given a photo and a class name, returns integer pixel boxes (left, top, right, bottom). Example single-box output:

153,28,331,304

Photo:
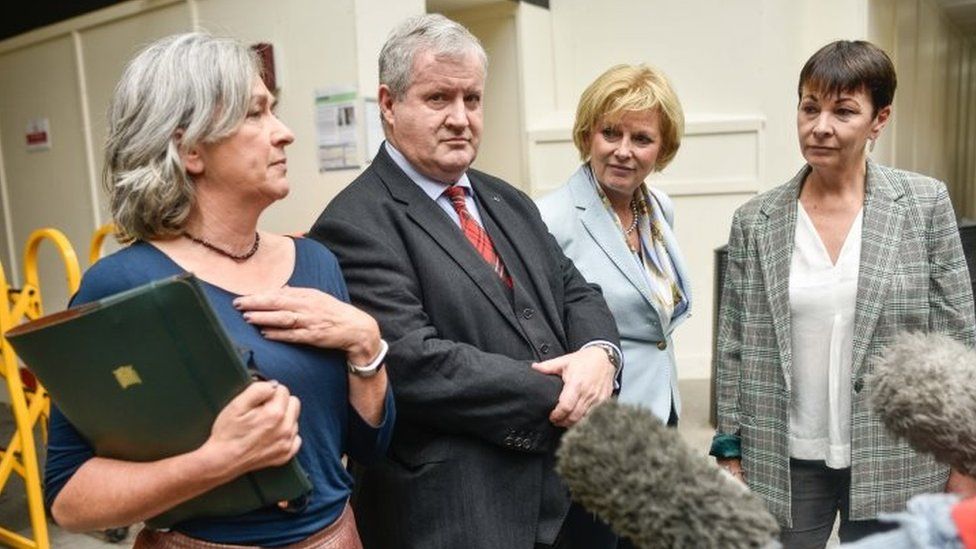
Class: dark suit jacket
310,145,619,549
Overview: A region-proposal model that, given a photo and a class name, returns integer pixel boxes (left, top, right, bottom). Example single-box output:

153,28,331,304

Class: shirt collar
385,141,473,201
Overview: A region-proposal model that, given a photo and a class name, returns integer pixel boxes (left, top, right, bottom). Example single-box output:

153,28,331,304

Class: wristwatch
586,341,622,378
347,339,389,378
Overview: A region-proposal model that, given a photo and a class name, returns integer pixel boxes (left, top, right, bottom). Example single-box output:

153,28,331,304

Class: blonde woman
537,64,691,426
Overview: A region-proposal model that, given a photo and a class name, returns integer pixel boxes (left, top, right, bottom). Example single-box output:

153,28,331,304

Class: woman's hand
234,287,382,363
50,381,302,532
717,457,746,484
199,381,302,477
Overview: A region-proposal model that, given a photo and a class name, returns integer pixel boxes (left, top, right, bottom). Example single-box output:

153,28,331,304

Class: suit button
656,340,667,350
522,308,535,319
854,378,864,393
540,343,550,355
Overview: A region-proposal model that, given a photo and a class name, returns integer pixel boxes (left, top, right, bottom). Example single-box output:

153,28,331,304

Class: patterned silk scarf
588,166,685,324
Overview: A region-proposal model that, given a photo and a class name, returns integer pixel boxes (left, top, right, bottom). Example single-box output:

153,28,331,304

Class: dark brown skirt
133,504,362,549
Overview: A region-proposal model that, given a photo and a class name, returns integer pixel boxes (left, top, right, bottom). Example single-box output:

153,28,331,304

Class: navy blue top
43,239,395,546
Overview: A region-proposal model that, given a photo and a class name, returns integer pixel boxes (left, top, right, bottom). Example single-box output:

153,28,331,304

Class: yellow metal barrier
88,223,116,266
0,228,82,549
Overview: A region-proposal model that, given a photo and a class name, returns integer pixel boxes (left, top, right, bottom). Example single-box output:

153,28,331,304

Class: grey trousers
780,459,896,549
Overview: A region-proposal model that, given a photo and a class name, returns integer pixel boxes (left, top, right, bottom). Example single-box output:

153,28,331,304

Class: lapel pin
491,195,500,202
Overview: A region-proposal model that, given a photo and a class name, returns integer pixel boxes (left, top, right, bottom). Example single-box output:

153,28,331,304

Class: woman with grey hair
44,32,394,549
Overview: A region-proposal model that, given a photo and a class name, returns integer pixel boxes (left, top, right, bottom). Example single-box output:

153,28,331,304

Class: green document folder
5,273,312,528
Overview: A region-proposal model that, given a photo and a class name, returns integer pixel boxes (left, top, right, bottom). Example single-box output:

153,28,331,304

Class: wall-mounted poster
315,86,359,171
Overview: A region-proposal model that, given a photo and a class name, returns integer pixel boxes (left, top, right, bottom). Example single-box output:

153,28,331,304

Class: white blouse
788,202,862,469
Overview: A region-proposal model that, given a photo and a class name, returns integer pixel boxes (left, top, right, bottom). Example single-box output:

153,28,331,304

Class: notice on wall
25,118,51,152
315,87,359,171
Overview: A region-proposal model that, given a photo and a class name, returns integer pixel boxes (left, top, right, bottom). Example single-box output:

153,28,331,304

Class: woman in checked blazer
710,40,975,548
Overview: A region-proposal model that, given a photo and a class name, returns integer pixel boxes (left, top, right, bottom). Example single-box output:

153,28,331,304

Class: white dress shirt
384,141,483,227
788,202,862,468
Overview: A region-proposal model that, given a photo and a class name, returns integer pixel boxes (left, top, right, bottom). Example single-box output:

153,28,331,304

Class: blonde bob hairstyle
104,32,261,243
572,64,684,171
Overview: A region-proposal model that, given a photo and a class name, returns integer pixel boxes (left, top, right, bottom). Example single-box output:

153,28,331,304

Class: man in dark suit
310,13,621,549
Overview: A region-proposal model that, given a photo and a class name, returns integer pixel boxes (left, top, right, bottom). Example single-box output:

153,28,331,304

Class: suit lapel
372,148,522,334
568,168,663,322
758,167,805,390
649,197,693,332
852,160,904,375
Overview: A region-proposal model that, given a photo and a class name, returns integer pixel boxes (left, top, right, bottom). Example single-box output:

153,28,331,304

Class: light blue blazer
536,165,693,421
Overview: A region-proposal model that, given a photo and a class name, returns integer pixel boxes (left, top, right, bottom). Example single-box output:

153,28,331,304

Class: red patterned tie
444,185,512,288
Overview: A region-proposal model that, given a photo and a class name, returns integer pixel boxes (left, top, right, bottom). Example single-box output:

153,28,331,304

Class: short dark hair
798,40,896,116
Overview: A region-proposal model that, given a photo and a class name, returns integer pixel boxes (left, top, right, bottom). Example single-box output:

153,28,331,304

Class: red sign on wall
25,118,51,152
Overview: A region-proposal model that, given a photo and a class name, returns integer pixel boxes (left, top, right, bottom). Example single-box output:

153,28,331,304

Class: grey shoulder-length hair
104,32,260,242
379,14,487,99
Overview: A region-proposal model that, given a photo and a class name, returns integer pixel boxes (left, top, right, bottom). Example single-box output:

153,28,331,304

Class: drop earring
868,138,876,153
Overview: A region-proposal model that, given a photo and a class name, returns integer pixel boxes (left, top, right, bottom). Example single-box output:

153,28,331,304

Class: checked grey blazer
714,160,976,526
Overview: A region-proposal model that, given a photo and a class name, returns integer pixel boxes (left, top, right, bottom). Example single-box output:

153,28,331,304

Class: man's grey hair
379,13,488,99
104,32,260,242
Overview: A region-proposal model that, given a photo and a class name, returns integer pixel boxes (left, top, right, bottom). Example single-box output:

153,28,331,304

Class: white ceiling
937,0,976,35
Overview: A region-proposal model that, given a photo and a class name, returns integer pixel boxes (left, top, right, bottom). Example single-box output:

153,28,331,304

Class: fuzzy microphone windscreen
556,400,780,549
869,331,976,477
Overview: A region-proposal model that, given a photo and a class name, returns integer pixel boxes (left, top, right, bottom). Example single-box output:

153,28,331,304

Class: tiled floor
0,379,832,548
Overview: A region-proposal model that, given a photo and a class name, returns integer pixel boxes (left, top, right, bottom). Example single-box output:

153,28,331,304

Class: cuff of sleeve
347,385,396,465
709,433,742,458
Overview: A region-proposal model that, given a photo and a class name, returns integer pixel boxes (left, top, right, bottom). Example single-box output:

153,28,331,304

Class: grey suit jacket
536,165,692,421
310,146,620,549
714,160,976,525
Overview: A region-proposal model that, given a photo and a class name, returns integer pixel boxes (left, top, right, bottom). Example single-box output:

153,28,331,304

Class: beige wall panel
943,30,961,196
869,0,897,165
667,194,751,379
526,130,579,195
450,5,525,189
869,0,976,216
0,119,13,275
893,0,919,167
516,3,556,130
80,3,192,224
357,0,424,97
196,0,357,235
915,1,942,179
0,36,92,309
660,120,763,195
550,1,764,117
969,47,976,216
